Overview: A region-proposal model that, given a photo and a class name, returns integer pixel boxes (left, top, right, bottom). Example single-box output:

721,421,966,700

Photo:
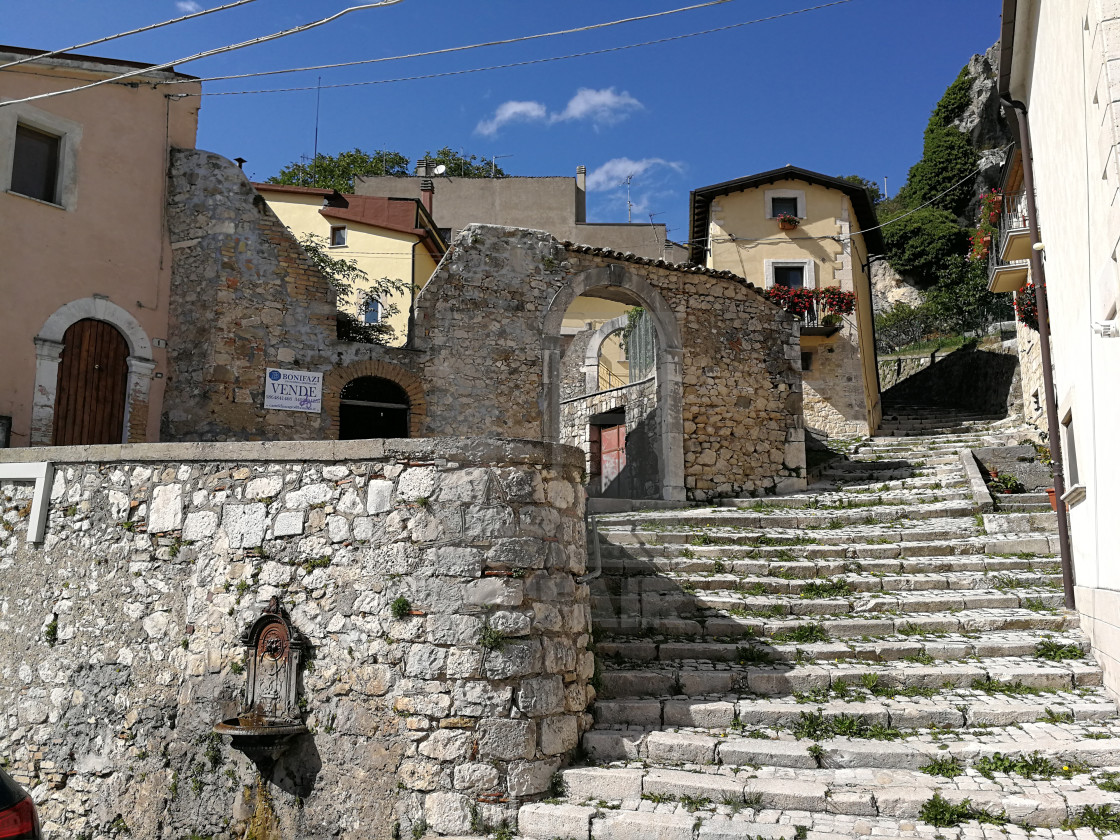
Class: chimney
420,178,434,214
575,165,587,224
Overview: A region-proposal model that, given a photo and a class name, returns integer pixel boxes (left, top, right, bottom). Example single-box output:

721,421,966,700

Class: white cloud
551,87,643,126
585,157,682,192
474,87,643,136
475,100,547,137
176,1,203,12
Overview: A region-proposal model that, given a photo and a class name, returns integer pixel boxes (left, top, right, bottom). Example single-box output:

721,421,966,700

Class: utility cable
184,1,855,97
0,0,404,109
0,0,261,72
162,0,743,85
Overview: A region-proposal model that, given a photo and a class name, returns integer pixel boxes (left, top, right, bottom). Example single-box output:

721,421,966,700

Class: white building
993,0,1120,694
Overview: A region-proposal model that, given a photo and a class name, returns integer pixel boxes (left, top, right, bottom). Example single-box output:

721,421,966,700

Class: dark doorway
338,376,410,439
53,319,129,446
589,409,627,498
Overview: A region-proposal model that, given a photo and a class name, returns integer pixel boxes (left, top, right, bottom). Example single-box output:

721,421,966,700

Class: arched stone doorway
32,298,156,446
338,376,410,439
542,263,686,501
53,320,130,445
322,359,426,439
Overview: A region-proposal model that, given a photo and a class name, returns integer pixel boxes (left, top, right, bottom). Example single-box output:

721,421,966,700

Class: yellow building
689,166,883,437
254,184,446,346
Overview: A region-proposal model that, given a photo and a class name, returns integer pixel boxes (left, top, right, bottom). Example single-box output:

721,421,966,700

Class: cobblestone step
598,655,1101,700
601,554,1060,577
592,688,1117,729
593,608,1081,640
636,568,1061,593
595,629,1087,667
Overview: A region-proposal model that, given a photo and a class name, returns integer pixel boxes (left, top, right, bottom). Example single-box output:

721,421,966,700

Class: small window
771,196,799,218
801,351,813,372
12,124,61,203
330,226,347,247
773,265,805,288
362,300,382,324
1062,411,1080,486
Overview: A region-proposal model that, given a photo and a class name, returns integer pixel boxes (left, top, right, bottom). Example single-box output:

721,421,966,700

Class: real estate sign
264,368,323,413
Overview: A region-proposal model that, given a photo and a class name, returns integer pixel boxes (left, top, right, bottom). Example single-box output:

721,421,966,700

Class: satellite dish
433,164,447,176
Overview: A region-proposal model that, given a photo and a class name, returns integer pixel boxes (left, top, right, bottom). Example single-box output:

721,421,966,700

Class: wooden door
600,424,627,497
53,319,130,446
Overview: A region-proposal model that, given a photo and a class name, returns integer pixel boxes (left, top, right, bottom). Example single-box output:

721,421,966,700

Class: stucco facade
996,0,1120,695
0,47,200,447
690,169,883,438
254,184,445,346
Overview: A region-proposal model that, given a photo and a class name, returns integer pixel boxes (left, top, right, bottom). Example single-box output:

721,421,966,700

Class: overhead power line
0,0,261,72
185,1,855,97
0,0,404,109
162,0,743,86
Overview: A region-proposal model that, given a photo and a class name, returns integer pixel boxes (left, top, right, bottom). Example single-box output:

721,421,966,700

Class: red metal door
600,424,626,496
53,319,130,446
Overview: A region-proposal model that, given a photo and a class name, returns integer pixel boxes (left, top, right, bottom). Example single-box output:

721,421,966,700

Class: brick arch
323,360,427,438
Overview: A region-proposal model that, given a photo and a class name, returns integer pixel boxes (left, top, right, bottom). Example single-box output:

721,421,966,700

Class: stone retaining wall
0,438,589,840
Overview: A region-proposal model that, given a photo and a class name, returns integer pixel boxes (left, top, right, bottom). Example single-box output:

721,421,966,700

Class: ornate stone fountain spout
214,598,309,762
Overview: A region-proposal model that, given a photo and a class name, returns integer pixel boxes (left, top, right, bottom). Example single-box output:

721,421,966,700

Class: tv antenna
489,153,512,178
620,173,636,222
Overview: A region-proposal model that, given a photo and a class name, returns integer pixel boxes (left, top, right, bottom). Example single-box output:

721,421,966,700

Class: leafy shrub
880,206,970,286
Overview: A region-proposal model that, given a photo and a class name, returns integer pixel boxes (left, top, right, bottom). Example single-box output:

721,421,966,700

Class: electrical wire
0,0,262,72
0,0,404,109
162,0,743,86
182,1,854,97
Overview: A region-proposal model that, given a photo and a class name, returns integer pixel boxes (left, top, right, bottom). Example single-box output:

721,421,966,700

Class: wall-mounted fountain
214,597,309,764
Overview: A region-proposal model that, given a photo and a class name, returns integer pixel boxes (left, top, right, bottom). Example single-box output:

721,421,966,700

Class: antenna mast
620,173,635,222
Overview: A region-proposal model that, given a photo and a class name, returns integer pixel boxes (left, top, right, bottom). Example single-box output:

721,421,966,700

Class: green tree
839,174,882,205
879,206,970,286
268,148,410,192
898,126,977,217
296,233,407,344
924,254,1012,334
424,146,507,178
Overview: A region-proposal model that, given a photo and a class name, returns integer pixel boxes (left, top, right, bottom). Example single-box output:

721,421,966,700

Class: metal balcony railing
987,190,1034,293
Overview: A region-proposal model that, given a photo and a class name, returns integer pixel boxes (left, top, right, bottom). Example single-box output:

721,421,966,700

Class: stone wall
802,324,871,439
413,227,805,501
881,343,1021,417
1015,320,1048,437
163,149,337,442
877,348,958,392
0,438,589,839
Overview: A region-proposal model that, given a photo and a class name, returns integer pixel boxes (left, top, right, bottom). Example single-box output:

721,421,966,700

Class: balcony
798,303,843,338
987,191,1034,294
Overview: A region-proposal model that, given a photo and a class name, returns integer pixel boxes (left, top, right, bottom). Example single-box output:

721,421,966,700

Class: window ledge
6,190,66,210
1061,484,1087,507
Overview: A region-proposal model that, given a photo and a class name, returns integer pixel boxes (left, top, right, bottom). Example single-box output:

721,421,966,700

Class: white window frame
0,101,82,210
329,225,347,247
764,188,806,220
764,258,816,289
362,299,382,324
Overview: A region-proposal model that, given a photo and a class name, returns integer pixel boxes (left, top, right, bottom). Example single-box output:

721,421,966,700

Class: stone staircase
517,412,1120,840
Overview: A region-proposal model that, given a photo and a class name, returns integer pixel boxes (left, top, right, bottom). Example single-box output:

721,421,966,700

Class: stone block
272,511,304,537
182,510,218,541
581,729,643,762
222,503,267,548
508,757,561,796
746,778,828,811
418,729,472,761
517,675,566,716
246,476,283,499
149,484,182,533
465,577,524,606
477,718,536,760
518,803,593,840
643,730,718,764
592,811,695,840
367,479,393,513
424,791,471,835
454,762,500,792
398,466,438,502
563,767,643,803
643,768,743,800
717,738,815,769
663,700,735,728
539,714,578,755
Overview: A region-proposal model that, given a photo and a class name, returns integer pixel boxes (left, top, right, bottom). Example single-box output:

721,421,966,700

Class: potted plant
1015,282,1040,331
1046,488,1058,511
777,212,800,230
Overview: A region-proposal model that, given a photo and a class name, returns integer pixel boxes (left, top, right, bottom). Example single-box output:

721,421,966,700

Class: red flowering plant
766,286,820,318
1014,282,1040,331
776,212,801,228
818,286,856,316
969,188,1003,262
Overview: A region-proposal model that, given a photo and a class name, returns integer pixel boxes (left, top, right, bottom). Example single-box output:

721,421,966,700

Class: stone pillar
29,337,64,446
123,356,156,443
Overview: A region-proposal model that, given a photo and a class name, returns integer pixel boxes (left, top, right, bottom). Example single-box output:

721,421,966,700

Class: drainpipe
1002,97,1075,610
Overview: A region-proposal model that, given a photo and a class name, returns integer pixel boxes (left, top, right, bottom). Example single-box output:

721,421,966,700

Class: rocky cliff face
872,44,1012,312
959,44,1013,224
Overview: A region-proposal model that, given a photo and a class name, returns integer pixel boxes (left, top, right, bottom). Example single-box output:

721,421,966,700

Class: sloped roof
688,165,885,263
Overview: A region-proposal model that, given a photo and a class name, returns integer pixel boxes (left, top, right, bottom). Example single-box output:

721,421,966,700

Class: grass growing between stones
920,756,964,778
1064,804,1120,835
771,623,829,644
919,792,1007,828
791,710,903,741
974,751,1086,780
1035,639,1083,661
799,579,852,599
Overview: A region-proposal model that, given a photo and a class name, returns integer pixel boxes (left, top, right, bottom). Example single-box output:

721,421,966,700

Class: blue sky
5,0,1002,241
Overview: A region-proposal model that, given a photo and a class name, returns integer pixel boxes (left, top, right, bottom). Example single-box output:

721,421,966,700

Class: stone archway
323,359,426,439
542,263,686,501
31,298,156,445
